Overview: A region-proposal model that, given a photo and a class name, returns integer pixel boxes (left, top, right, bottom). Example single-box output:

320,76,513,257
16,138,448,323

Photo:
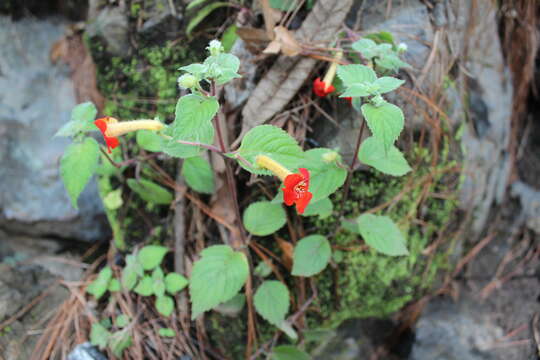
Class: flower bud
207,39,224,56
322,151,338,163
177,74,198,89
397,42,408,54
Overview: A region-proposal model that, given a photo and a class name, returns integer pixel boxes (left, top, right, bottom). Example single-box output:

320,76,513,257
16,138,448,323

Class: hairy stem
339,117,366,217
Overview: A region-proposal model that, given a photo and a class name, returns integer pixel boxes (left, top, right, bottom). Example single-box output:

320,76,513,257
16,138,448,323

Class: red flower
282,168,313,214
313,77,335,97
94,117,119,153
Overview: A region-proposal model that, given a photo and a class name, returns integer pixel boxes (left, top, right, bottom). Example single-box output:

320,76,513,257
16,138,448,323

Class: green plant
59,36,414,357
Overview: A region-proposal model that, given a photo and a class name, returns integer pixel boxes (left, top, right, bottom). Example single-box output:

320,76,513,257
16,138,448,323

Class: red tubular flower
313,77,335,97
94,117,119,153
282,168,313,214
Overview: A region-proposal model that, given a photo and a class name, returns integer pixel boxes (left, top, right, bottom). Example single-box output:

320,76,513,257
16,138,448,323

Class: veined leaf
361,102,404,151
55,102,97,137
301,198,333,219
336,64,377,87
237,125,303,175
243,201,287,236
189,245,249,319
127,178,173,205
165,272,188,294
182,156,215,194
292,235,331,277
136,129,163,152
155,295,174,317
134,276,154,296
204,53,241,85
357,214,409,256
374,77,405,94
358,136,411,176
254,280,290,326
272,345,311,360
86,266,112,300
303,148,347,202
60,137,100,208
138,245,168,270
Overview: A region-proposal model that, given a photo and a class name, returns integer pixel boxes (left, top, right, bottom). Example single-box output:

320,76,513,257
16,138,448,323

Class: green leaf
277,321,298,340
186,0,211,10
163,94,218,158
122,255,143,291
182,156,215,194
90,322,110,350
103,189,123,210
204,53,241,85
292,235,331,277
221,24,238,52
152,267,166,297
179,63,207,76
301,198,333,219
108,278,121,292
134,276,154,296
136,129,163,152
127,178,173,205
190,245,249,319
365,31,395,45
361,102,404,151
374,77,405,94
165,273,189,294
187,2,233,35
340,83,372,98
87,266,112,300
108,330,132,358
138,245,168,271
237,125,304,175
254,261,273,278
215,293,246,316
156,295,175,317
55,102,97,137
336,64,377,87
357,214,408,256
358,136,411,176
243,201,287,236
254,280,290,326
116,314,129,328
303,148,347,202
272,345,311,360
269,0,298,11
352,38,379,59
60,137,100,209
158,328,176,337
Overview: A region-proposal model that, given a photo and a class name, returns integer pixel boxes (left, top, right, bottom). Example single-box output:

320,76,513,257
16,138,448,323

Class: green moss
309,149,459,327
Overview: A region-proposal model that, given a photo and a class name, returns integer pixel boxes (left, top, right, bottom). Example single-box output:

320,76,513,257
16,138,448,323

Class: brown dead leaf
275,236,294,270
263,26,302,56
50,25,105,112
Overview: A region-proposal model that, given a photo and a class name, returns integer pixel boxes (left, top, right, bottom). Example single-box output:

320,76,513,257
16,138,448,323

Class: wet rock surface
0,16,107,242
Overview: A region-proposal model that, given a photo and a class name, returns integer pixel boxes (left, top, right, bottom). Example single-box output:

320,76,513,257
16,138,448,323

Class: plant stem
160,134,223,153
339,117,366,218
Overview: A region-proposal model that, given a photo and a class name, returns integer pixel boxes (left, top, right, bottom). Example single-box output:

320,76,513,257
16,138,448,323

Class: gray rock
0,16,107,242
137,0,183,40
511,181,540,234
411,298,504,360
68,343,108,360
86,5,130,56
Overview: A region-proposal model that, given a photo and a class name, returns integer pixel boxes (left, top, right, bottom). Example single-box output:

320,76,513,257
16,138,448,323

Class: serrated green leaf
221,24,238,52
182,156,215,194
301,198,333,219
352,38,379,59
165,273,189,294
156,295,175,317
152,268,166,297
179,63,207,76
61,137,100,209
190,245,249,319
163,94,218,158
303,148,347,202
254,280,289,326
127,178,173,205
358,136,411,176
375,52,411,72
238,125,304,175
87,266,112,300
292,235,331,277
357,214,409,256
158,328,176,337
138,245,168,271
108,278,121,292
361,102,404,151
243,201,287,236
108,330,132,357
134,276,153,296
55,102,97,137
336,64,377,88
204,53,241,85
187,2,233,35
90,322,110,350
136,129,163,152
122,255,143,291
374,77,405,94
116,314,129,328
272,345,311,360
340,83,372,97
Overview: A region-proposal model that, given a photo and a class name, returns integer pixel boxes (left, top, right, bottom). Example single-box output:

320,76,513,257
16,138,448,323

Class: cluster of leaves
57,33,413,357
87,245,187,356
